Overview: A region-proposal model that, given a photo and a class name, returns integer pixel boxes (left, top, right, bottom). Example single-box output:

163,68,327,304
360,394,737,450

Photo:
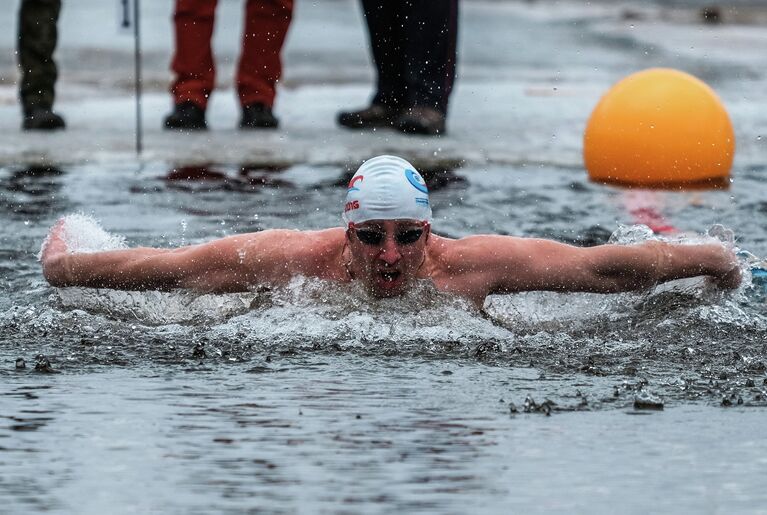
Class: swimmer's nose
378,236,401,264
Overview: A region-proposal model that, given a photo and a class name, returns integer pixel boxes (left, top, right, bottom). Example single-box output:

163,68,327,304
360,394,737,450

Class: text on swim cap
344,200,360,212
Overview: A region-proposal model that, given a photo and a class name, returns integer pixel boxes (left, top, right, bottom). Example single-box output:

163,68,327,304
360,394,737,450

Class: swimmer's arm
42,225,297,292
43,246,191,290
472,237,741,294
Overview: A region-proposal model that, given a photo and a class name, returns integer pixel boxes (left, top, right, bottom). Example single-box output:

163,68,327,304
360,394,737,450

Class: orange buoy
584,68,735,188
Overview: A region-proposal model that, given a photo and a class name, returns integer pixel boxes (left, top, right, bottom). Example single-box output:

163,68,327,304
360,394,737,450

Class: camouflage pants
18,0,62,113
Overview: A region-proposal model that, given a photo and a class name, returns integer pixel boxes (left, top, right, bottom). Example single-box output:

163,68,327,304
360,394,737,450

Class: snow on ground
0,0,765,168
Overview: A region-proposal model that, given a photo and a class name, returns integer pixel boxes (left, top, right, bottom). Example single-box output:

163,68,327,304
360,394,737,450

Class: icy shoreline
0,0,765,169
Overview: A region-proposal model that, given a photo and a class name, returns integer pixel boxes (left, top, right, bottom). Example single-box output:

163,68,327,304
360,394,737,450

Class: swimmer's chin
365,278,409,298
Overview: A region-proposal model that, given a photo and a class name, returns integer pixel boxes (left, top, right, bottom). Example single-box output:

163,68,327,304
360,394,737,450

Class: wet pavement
0,0,765,168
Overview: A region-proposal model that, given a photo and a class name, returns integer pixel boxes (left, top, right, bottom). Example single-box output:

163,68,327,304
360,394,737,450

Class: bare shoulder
422,234,526,303
237,227,347,278
426,233,530,271
231,227,344,250
289,227,346,262
424,234,562,299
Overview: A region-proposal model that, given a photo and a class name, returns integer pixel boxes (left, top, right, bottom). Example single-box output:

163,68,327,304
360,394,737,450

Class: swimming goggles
349,223,428,246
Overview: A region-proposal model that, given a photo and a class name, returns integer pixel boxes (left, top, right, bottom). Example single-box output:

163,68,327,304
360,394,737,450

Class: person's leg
18,0,65,129
403,0,458,114
395,0,458,134
236,0,292,128
337,0,405,128
165,0,217,129
361,0,406,110
170,0,217,109
237,0,293,110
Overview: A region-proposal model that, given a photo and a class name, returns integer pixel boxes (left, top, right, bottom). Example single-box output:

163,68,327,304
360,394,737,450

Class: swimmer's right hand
705,245,742,290
41,219,70,286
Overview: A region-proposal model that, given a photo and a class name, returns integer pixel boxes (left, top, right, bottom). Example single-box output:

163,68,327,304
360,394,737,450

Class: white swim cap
342,155,432,225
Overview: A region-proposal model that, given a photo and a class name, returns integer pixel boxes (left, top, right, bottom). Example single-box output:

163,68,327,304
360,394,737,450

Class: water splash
22,220,767,372
55,288,258,326
42,276,511,348
220,276,511,349
36,222,764,337
607,223,765,296
39,213,127,259
607,223,656,245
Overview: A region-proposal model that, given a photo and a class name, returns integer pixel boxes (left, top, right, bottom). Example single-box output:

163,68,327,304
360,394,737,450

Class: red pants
171,0,293,109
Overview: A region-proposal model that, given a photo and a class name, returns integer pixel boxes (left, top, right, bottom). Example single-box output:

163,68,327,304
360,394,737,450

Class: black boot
396,106,446,136
22,107,66,131
164,101,207,130
240,103,278,129
337,104,400,129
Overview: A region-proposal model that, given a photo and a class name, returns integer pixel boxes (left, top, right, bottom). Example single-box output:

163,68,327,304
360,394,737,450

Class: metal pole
133,0,143,156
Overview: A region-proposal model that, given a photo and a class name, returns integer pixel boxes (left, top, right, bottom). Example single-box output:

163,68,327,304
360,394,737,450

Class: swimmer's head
342,156,432,297
342,155,432,226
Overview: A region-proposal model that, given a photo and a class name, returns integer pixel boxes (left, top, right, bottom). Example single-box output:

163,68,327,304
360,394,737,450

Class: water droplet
180,219,187,246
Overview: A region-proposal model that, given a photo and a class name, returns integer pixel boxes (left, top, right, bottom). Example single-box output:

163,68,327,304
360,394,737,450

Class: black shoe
396,106,446,136
240,103,278,129
337,104,400,129
164,101,207,130
22,107,66,131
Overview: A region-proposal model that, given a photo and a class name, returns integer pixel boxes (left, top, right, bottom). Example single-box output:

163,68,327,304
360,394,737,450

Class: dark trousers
171,0,293,109
361,0,458,114
18,0,61,113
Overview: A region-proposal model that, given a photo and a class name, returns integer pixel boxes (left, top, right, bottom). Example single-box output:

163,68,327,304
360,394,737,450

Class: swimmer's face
347,219,430,297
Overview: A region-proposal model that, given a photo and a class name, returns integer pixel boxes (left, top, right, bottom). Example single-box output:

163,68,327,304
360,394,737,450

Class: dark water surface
2,162,767,514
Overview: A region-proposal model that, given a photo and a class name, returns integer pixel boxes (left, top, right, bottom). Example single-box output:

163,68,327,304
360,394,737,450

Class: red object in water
628,206,677,234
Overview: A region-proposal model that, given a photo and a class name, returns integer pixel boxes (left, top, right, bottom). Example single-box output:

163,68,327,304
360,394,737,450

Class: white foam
51,275,512,344
43,214,128,259
607,223,738,247
56,288,257,326
607,224,657,245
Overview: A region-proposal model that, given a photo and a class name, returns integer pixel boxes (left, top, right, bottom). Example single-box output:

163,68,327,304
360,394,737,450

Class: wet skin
41,216,741,307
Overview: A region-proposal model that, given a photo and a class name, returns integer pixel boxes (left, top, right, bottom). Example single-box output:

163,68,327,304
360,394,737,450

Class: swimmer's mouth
379,270,401,282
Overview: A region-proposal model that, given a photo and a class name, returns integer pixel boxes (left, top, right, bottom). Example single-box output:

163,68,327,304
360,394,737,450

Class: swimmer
40,155,741,307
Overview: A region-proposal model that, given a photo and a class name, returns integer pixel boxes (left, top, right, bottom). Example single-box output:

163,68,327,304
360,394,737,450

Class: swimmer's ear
424,223,431,242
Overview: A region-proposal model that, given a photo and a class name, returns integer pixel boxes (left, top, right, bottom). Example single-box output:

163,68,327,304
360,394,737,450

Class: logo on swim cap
348,175,363,191
405,169,428,193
